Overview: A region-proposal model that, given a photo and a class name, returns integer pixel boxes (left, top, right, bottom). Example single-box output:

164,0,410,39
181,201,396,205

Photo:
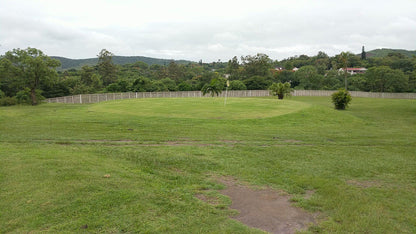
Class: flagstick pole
224,87,228,106
224,79,229,106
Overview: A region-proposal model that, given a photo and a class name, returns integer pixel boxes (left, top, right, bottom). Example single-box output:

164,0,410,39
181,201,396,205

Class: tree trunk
277,94,284,99
30,88,38,106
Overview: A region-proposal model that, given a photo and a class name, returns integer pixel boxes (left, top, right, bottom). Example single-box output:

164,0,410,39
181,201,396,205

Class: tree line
1,47,415,105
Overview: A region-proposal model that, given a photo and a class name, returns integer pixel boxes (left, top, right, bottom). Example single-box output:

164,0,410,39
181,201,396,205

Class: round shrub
269,82,292,99
0,96,17,106
331,89,352,110
229,80,247,90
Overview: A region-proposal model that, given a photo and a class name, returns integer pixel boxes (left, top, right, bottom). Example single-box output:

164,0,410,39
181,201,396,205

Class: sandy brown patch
218,178,315,234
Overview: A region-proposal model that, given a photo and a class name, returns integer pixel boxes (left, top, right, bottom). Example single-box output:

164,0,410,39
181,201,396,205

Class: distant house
272,67,299,72
338,67,367,75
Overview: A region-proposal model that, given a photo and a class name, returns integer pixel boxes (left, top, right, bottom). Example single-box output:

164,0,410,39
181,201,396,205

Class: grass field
0,96,415,233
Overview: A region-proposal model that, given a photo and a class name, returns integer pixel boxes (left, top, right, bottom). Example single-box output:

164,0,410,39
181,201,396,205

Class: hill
51,55,195,70
366,48,416,58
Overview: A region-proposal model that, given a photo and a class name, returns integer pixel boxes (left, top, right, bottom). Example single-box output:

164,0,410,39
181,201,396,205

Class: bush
243,75,269,90
201,78,223,97
0,96,17,106
106,83,122,93
229,80,247,90
15,89,32,104
331,89,352,110
178,82,193,91
268,82,292,99
15,88,45,105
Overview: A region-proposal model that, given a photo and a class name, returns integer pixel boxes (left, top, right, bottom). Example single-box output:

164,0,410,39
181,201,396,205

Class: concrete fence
45,90,416,104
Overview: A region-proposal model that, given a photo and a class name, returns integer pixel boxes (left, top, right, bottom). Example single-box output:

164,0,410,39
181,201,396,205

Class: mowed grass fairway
1,97,415,233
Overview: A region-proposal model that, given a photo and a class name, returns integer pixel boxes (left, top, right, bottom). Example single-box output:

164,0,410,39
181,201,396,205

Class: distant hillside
51,56,195,70
366,48,416,58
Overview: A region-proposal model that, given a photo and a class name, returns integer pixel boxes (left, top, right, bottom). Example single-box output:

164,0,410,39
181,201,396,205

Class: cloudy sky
1,0,415,62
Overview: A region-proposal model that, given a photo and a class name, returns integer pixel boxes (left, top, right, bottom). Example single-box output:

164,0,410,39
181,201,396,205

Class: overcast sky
1,0,415,62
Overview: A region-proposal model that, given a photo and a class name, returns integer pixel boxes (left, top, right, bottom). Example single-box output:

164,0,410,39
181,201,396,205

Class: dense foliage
331,89,352,110
0,48,60,105
1,47,416,105
201,78,223,97
269,82,292,99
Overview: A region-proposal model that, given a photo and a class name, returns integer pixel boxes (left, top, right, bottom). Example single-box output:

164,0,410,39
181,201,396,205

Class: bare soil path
218,178,315,234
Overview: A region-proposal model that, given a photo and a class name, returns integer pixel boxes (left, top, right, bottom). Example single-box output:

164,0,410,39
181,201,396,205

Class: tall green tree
361,46,366,60
295,65,323,90
314,51,330,75
80,65,96,86
0,47,60,105
409,70,416,92
97,49,117,86
365,66,408,92
322,70,343,90
241,53,272,77
132,76,153,92
167,61,184,82
243,75,270,90
276,70,297,86
80,65,102,92
337,52,349,90
226,56,240,76
160,78,178,91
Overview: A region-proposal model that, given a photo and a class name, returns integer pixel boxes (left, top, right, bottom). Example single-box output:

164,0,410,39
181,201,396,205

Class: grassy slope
0,97,415,233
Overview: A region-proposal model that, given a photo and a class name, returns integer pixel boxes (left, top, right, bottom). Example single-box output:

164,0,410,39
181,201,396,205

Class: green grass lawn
0,96,415,233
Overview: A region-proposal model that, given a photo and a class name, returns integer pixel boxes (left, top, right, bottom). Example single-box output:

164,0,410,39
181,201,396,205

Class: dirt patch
218,178,315,234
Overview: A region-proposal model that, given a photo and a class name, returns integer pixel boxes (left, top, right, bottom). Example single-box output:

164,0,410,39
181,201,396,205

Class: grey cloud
1,0,416,61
